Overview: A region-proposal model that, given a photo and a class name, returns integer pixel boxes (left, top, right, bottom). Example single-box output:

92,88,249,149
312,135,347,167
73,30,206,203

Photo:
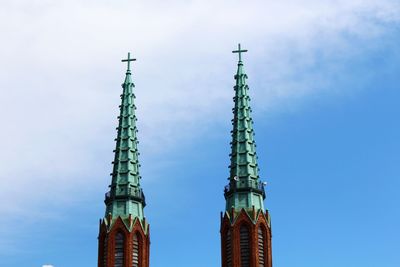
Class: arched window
258,227,265,267
240,225,250,267
132,233,140,267
225,230,232,267
114,232,124,267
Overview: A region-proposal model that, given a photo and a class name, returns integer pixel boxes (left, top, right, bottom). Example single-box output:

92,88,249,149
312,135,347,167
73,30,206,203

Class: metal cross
121,52,136,71
232,43,248,62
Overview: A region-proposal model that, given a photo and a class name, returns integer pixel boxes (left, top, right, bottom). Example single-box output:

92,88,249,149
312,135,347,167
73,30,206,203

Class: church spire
104,52,146,220
220,44,272,267
99,53,150,267
224,44,265,212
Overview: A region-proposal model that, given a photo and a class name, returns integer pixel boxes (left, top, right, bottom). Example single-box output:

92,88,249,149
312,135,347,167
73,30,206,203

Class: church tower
98,53,150,267
220,44,272,267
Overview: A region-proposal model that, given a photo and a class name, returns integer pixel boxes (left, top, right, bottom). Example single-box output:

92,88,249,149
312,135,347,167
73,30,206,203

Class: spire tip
232,43,248,62
121,51,136,72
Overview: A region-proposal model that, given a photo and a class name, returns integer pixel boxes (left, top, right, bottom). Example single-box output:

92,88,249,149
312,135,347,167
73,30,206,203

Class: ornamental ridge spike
224,44,266,212
103,52,146,221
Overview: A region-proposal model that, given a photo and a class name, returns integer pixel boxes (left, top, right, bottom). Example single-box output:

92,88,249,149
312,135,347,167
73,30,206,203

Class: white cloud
0,0,399,253
42,265,54,267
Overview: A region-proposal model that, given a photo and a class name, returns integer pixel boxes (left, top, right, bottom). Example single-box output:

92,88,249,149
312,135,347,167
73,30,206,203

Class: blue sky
0,1,399,267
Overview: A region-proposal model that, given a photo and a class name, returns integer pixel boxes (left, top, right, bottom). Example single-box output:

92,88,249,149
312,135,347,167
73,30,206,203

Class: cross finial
232,43,248,62
121,52,136,72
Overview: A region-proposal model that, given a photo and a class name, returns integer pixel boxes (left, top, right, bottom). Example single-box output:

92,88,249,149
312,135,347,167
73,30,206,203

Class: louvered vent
132,233,140,267
240,225,250,267
258,227,265,267
103,236,108,267
114,232,124,267
226,230,232,267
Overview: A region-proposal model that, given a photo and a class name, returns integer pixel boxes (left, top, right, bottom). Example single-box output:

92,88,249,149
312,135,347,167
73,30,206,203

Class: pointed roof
229,44,260,182
104,52,146,220
224,44,265,212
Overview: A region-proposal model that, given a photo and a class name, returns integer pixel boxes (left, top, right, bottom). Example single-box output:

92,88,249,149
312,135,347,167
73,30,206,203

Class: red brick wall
221,209,272,267
98,217,150,267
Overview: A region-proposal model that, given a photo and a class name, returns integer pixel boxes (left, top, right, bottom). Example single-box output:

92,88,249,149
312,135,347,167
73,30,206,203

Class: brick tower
220,44,272,267
98,53,150,267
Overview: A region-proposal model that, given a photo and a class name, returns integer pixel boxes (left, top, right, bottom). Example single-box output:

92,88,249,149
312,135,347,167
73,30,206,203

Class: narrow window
114,232,124,267
226,230,232,267
240,225,250,267
132,233,140,267
103,236,108,267
258,227,265,267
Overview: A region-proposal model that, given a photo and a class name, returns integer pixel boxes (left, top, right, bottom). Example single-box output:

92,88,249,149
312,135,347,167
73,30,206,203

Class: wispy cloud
0,0,399,254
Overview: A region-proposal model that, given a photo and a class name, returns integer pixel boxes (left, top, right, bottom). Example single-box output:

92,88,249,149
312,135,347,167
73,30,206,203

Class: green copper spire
104,52,146,220
224,44,266,212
